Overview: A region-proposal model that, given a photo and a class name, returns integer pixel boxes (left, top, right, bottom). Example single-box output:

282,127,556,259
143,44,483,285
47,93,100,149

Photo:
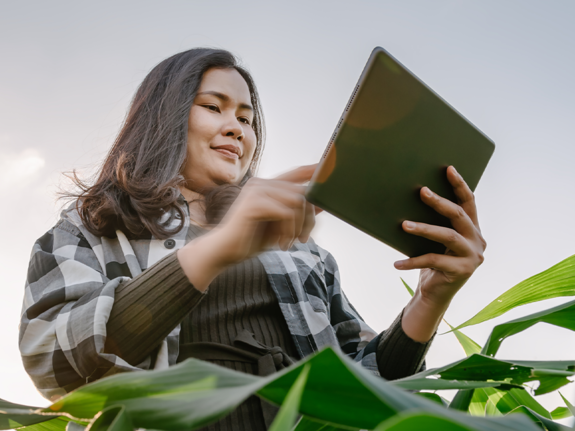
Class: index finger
273,164,318,183
447,166,479,229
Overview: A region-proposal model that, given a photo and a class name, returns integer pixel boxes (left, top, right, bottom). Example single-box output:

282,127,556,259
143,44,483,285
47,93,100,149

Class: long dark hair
67,48,265,239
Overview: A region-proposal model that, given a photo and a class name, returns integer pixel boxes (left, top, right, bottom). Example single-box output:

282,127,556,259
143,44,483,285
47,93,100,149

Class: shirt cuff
376,308,435,380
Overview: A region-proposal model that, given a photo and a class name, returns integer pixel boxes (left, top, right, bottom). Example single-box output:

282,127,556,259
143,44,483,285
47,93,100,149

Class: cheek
187,107,217,151
243,130,258,164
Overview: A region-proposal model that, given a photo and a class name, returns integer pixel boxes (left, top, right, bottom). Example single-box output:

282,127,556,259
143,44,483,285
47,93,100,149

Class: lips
211,144,241,159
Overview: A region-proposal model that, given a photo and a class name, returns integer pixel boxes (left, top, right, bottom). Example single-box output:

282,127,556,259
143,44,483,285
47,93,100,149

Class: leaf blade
454,255,575,331
268,364,310,431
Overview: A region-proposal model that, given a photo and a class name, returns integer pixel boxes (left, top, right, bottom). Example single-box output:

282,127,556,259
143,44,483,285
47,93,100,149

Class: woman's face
182,67,257,192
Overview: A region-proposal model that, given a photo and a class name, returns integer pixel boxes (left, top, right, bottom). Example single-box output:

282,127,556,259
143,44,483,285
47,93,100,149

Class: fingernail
422,187,433,198
394,260,406,269
404,221,416,230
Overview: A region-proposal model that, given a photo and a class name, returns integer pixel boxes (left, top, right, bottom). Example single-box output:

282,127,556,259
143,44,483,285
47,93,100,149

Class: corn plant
2,255,575,431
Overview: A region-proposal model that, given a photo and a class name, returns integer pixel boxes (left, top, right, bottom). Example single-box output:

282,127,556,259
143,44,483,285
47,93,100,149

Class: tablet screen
306,47,495,257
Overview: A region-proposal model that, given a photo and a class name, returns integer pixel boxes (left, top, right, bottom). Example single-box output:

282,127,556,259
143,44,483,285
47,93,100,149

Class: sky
1,0,574,423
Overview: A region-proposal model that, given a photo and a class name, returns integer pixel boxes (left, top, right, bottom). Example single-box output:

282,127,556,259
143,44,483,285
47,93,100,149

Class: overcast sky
1,0,574,421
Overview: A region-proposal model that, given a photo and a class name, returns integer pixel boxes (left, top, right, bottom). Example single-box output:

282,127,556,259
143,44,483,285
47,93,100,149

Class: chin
211,171,243,186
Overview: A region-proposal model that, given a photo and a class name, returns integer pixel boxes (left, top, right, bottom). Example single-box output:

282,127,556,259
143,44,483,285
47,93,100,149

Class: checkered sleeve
323,250,432,377
322,250,382,374
19,219,145,400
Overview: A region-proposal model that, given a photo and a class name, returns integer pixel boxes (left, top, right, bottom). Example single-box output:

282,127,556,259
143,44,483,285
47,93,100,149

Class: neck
179,186,208,227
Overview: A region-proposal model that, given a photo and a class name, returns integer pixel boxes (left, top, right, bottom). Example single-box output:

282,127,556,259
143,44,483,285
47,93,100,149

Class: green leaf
550,407,572,420
43,359,264,430
485,400,503,417
0,398,55,429
17,417,85,431
0,347,551,431
559,392,575,417
484,387,550,419
415,392,449,407
444,322,482,356
86,406,131,431
292,416,358,431
372,410,538,431
507,406,572,431
481,298,575,357
394,354,574,395
400,278,414,297
373,411,476,430
534,377,573,396
469,389,489,417
268,364,310,431
454,254,575,331
449,390,475,411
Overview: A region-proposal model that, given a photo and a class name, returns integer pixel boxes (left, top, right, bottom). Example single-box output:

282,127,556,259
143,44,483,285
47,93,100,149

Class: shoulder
55,201,107,248
33,201,101,256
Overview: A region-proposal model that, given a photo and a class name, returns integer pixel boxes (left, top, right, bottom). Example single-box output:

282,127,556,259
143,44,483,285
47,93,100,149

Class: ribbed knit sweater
105,224,433,430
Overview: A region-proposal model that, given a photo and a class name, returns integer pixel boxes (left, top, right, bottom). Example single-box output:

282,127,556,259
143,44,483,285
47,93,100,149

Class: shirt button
164,239,176,249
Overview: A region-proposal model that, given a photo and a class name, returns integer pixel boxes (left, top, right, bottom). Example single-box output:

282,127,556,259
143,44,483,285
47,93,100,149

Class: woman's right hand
177,164,319,291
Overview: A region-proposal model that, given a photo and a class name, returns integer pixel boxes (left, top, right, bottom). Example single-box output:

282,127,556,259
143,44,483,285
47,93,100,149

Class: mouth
211,145,241,160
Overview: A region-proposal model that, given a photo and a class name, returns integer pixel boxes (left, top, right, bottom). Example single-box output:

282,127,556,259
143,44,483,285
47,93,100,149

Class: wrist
177,229,230,292
402,290,450,343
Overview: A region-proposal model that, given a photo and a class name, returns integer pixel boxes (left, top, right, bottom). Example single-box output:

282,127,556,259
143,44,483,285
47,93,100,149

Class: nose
222,116,244,141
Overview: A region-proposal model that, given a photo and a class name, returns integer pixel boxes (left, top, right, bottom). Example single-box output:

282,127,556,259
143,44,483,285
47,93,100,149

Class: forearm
401,288,451,343
105,251,207,365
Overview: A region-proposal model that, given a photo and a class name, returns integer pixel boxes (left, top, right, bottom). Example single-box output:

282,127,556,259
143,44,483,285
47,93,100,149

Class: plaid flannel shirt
20,200,381,400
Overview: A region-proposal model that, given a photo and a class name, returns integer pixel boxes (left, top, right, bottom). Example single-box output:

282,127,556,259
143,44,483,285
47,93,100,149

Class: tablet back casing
306,47,495,257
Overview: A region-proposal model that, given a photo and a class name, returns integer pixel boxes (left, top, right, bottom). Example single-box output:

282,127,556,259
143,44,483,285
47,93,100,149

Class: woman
20,48,485,430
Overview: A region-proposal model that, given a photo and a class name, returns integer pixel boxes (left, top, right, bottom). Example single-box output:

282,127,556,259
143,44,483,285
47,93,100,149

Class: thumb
273,164,318,183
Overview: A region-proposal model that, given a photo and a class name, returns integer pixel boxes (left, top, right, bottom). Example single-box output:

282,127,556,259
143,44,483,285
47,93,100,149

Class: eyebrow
196,91,253,112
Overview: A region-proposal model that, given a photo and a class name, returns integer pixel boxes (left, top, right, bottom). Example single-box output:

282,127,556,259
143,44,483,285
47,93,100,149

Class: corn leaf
400,278,414,297
292,416,358,431
0,347,550,431
15,417,84,431
449,390,475,412
394,354,574,390
85,406,131,431
484,388,550,419
559,392,575,417
485,400,502,417
372,410,537,431
415,393,449,407
0,398,57,429
469,389,489,417
481,298,575,357
550,407,572,420
373,411,477,430
268,364,310,431
445,322,482,356
454,254,575,331
507,406,572,431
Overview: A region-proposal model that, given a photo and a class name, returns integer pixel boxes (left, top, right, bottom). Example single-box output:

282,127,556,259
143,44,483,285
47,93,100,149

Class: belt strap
178,329,294,428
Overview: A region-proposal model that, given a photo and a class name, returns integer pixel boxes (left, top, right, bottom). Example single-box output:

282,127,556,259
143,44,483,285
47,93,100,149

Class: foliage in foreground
1,255,575,431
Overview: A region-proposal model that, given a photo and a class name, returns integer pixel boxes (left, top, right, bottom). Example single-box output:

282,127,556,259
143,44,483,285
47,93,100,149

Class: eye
203,104,220,112
238,117,251,125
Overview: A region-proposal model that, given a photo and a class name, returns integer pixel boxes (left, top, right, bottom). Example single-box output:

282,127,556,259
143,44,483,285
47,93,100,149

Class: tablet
305,47,495,257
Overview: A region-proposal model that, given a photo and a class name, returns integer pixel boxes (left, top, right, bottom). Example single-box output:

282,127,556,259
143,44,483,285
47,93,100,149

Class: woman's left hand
395,166,486,342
